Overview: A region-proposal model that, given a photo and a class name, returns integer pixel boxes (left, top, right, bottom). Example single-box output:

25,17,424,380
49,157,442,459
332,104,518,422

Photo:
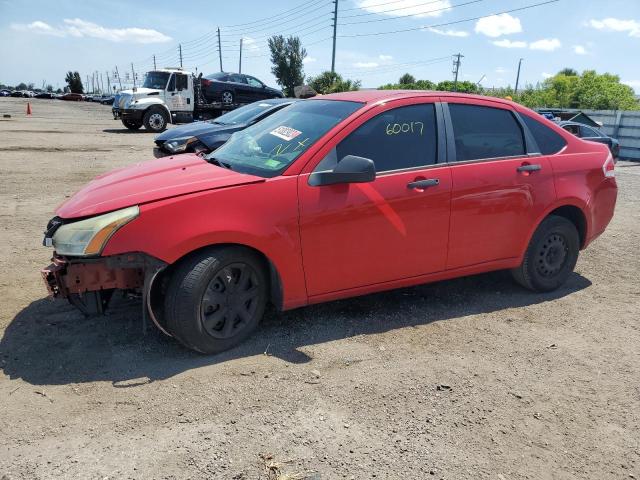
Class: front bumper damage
42,253,169,334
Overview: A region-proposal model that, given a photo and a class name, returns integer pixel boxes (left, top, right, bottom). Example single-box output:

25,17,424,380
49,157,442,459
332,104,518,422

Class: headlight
166,136,198,153
52,206,139,256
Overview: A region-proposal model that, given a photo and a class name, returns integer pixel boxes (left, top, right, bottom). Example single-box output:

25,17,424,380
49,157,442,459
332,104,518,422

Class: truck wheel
511,215,579,292
164,247,268,354
221,91,234,104
143,107,168,132
122,119,142,130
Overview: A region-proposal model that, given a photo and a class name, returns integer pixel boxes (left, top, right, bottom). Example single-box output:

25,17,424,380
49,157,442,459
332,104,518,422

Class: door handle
517,164,541,173
407,178,439,190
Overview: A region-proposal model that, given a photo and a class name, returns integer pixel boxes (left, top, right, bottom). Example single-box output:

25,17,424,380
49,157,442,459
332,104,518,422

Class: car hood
56,154,265,219
196,126,244,149
155,121,245,143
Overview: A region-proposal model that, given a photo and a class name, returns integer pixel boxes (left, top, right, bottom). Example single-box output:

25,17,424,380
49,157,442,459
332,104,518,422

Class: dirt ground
0,97,638,480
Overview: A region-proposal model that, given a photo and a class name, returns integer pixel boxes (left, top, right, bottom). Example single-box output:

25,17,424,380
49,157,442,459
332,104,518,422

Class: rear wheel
511,215,579,292
221,91,234,105
122,119,142,130
164,247,268,354
143,107,168,132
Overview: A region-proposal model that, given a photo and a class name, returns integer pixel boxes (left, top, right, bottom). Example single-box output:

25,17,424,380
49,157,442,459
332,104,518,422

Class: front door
298,101,452,297
443,99,556,269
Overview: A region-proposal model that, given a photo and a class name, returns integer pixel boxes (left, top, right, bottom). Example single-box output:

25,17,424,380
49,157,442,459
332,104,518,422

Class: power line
340,0,484,25
338,0,560,37
341,0,463,18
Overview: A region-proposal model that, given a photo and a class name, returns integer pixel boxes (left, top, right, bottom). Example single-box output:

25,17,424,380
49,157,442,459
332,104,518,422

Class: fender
518,196,591,262
131,97,173,124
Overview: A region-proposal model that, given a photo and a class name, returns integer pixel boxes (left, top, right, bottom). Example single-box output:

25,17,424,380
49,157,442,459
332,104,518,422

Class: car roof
311,90,521,108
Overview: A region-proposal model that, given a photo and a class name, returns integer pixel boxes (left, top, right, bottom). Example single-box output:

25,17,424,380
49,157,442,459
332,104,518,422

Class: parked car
99,95,115,105
35,92,55,99
202,72,283,105
154,98,299,155
41,91,617,354
559,121,620,159
0,89,11,97
61,93,83,101
10,90,24,97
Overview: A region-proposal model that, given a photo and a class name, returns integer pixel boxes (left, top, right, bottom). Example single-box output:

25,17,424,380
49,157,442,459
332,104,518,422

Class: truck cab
114,68,196,132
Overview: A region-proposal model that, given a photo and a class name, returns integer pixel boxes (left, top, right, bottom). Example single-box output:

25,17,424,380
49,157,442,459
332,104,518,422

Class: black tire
122,119,142,130
164,247,268,354
143,107,168,132
221,90,234,105
511,215,580,292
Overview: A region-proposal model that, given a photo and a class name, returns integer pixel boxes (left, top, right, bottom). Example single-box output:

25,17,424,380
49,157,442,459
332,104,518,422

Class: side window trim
512,110,541,155
442,101,532,165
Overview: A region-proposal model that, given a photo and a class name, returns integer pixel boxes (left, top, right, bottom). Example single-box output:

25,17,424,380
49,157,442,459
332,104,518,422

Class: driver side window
314,104,438,173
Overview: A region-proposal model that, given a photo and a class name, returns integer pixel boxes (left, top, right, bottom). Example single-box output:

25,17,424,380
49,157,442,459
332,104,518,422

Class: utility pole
100,72,104,94
217,27,223,72
115,66,122,90
86,75,90,93
106,71,111,94
331,0,339,73
179,44,183,68
514,58,523,95
452,53,463,92
131,63,136,89
239,38,243,74
153,54,157,70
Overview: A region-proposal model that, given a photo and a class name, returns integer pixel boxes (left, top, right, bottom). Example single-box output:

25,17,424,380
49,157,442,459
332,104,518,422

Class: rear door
443,98,556,269
298,99,452,296
229,74,252,103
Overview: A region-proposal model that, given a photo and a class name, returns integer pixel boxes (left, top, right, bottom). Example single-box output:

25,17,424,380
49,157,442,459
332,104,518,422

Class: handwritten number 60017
385,121,424,136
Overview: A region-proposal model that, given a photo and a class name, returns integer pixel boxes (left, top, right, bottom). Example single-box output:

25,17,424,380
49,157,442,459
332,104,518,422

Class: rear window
522,115,567,155
448,104,525,161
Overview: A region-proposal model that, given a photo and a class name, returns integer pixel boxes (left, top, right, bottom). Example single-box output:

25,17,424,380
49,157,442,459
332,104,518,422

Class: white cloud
428,27,469,37
475,13,522,37
492,39,527,48
573,45,587,55
243,36,260,52
11,18,171,43
378,54,393,61
529,38,561,51
303,56,317,64
357,0,451,18
542,72,553,79
354,62,379,68
588,18,640,37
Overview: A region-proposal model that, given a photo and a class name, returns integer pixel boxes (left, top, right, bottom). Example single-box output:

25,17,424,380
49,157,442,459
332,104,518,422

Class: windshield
206,100,363,178
143,72,170,90
206,72,227,80
213,101,288,125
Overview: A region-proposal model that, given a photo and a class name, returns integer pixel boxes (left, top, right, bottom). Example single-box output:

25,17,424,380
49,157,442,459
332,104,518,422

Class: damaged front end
41,207,171,335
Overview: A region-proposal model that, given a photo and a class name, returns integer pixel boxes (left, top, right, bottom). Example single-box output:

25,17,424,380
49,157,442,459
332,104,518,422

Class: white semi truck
112,68,236,133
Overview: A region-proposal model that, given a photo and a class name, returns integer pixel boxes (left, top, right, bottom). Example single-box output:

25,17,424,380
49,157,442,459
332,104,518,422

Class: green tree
436,80,479,93
46,84,53,92
268,35,306,97
573,70,637,110
65,71,84,94
379,79,435,90
307,71,361,94
398,73,416,85
16,82,28,90
558,68,578,77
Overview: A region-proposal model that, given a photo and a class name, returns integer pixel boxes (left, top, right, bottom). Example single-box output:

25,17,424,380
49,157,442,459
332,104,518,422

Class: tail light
201,78,212,88
602,152,615,178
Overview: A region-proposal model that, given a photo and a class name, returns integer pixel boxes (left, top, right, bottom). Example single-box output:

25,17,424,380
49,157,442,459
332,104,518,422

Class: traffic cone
26,103,32,116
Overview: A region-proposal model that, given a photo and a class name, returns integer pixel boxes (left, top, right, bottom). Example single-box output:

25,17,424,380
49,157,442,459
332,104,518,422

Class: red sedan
42,91,618,354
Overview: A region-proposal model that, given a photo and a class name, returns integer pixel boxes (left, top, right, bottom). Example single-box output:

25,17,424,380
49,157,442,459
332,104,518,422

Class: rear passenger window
521,115,567,155
448,104,525,161
317,104,437,173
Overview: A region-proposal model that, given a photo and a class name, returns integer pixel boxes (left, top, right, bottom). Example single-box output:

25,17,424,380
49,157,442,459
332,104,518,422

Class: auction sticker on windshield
270,126,302,141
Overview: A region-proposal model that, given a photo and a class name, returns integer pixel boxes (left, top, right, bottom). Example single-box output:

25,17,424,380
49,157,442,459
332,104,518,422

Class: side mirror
308,155,376,186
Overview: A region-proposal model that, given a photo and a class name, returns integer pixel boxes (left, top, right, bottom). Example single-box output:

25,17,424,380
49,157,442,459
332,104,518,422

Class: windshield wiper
207,156,233,170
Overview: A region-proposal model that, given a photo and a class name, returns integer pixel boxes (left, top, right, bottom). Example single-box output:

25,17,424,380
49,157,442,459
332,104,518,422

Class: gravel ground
0,97,638,480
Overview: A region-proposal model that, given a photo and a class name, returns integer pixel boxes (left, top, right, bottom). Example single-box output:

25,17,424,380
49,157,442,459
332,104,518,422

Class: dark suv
559,121,620,159
202,72,283,105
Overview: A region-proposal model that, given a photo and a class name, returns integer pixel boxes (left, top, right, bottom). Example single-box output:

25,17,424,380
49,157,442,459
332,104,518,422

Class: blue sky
1,0,638,92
